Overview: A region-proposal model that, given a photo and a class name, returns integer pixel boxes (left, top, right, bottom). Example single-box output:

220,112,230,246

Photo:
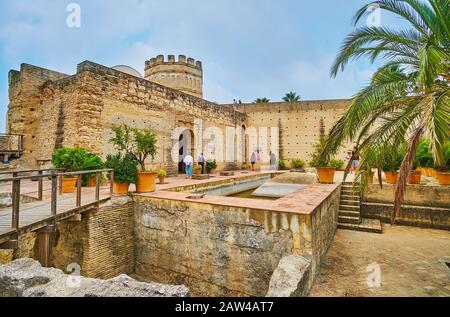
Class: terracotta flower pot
408,170,421,185
136,172,157,193
61,177,77,193
87,176,97,187
113,181,129,195
430,168,437,178
363,172,374,184
436,172,450,185
384,171,398,184
158,176,165,184
316,167,335,184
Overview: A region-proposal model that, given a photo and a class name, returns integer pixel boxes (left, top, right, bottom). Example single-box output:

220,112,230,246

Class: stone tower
144,55,203,98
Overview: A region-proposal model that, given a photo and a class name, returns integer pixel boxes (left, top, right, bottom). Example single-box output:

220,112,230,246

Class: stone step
340,194,359,201
338,215,361,224
341,190,358,196
339,204,360,212
337,218,383,234
339,210,361,218
340,199,360,206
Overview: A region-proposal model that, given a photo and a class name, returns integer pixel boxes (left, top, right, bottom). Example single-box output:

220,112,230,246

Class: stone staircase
337,182,383,234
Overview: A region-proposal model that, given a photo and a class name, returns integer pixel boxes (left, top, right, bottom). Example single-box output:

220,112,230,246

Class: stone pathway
310,225,450,297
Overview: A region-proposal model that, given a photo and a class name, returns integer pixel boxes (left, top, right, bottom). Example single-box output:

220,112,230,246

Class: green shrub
415,138,434,168
277,160,287,170
104,154,138,184
330,159,344,170
52,147,89,172
291,159,305,169
436,141,450,172
206,159,218,171
382,143,405,172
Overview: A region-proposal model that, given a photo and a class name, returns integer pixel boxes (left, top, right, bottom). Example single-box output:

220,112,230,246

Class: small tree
109,124,158,171
309,137,330,168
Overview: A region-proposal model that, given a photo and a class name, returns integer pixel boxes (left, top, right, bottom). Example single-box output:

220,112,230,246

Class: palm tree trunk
392,126,424,224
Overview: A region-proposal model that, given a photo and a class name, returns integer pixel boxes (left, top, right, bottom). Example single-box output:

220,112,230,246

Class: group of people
182,150,279,179
183,148,359,178
182,152,206,179
249,150,278,171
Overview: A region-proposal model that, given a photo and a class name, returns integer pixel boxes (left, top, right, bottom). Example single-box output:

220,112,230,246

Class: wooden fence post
11,179,20,230
38,170,43,201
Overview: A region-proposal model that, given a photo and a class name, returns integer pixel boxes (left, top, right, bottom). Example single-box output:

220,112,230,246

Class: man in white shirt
183,153,194,179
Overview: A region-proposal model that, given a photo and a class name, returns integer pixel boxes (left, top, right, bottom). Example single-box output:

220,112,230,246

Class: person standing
250,151,257,171
198,152,205,174
183,153,194,179
270,151,277,170
351,148,360,173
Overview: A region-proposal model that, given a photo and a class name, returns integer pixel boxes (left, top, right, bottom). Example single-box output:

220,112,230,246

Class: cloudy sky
0,0,407,131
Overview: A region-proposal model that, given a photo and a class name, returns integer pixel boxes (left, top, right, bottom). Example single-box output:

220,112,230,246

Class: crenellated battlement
144,54,203,98
145,55,202,70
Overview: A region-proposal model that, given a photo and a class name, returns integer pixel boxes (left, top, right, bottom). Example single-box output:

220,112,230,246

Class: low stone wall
133,184,340,297
362,184,450,230
365,184,450,208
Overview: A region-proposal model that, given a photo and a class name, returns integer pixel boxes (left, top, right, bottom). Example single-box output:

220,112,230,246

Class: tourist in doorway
270,151,277,170
250,151,257,171
183,153,194,179
198,152,205,174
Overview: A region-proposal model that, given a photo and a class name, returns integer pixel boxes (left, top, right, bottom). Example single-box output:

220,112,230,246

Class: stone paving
310,225,450,297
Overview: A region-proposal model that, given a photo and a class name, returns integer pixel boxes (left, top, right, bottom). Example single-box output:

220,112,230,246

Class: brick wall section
81,199,134,279
0,198,134,279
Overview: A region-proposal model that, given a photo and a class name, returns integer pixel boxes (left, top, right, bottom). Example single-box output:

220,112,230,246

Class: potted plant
290,159,305,172
277,160,287,170
330,159,344,171
51,147,88,193
310,139,335,184
83,152,104,187
157,168,167,184
415,138,433,178
435,141,450,185
193,164,203,175
206,159,218,174
104,154,137,195
109,124,158,193
382,146,404,185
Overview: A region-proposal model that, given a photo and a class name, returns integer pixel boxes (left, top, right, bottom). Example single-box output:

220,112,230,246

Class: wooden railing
0,168,114,233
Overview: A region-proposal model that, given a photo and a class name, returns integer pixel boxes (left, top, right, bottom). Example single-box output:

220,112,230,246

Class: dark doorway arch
178,129,195,173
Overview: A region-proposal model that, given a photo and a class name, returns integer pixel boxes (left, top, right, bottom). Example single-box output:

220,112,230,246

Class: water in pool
228,188,278,200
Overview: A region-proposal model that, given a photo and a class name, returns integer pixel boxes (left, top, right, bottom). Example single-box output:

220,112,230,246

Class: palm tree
322,0,449,224
282,91,301,102
254,98,270,103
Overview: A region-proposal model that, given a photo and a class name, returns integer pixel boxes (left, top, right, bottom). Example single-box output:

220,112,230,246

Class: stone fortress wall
7,56,353,172
7,61,246,173
144,55,203,99
224,100,354,164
